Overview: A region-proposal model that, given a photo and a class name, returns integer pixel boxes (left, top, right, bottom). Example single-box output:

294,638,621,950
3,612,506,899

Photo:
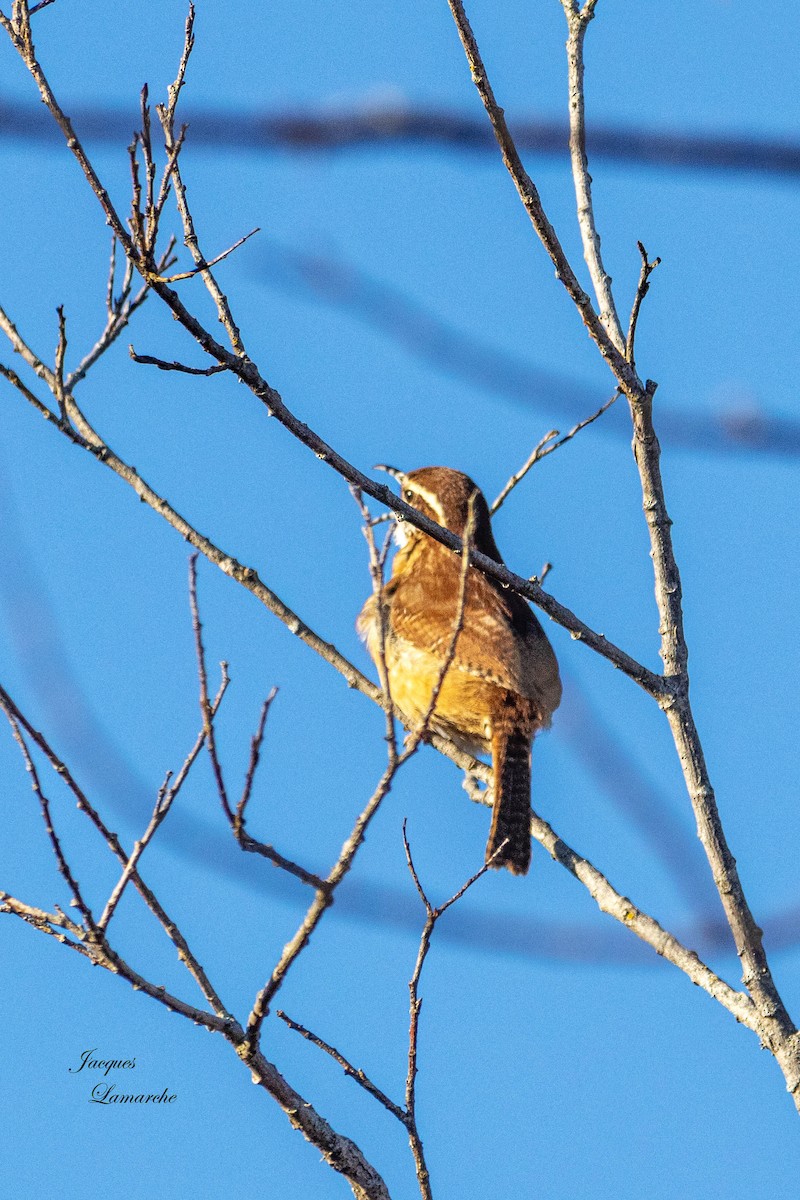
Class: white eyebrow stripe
407,483,446,525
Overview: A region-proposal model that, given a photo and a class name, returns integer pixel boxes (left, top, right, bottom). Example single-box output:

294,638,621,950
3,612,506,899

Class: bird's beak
373,463,405,485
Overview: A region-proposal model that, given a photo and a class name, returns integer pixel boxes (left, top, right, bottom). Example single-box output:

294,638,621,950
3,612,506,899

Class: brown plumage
357,466,561,875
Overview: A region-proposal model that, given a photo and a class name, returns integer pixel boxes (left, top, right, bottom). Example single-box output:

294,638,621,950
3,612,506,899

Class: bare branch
277,1010,407,1123
402,822,502,1200
236,688,278,831
149,227,260,284
2,709,97,931
2,882,235,1031
491,391,618,514
188,557,327,888
65,239,176,392
153,6,246,356
95,665,229,934
443,0,636,388
241,1042,392,1200
0,33,663,696
630,380,800,1091
245,756,399,1045
1,893,103,964
0,680,232,1019
353,486,398,749
0,360,59,424
560,0,623,348
189,553,234,824
105,232,117,316
3,876,390,1199
129,347,227,374
0,300,56,390
53,304,67,420
626,241,661,366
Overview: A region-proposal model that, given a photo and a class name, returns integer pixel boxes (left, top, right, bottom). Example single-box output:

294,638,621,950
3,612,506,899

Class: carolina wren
357,466,561,875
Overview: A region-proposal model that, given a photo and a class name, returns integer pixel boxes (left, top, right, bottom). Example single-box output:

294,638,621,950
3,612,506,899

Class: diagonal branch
277,1010,407,1124
491,391,619,514
244,755,400,1046
0,31,664,697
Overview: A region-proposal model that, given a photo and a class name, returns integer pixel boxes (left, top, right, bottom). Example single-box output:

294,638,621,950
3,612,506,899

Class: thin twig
96,794,171,933
105,233,117,316
153,124,187,222
139,85,157,254
53,304,67,421
491,391,618,514
625,241,661,366
129,347,228,375
0,360,59,423
153,5,246,355
353,486,398,748
277,1010,407,1122
189,554,234,822
236,688,278,831
127,132,144,248
149,227,260,284
66,238,176,392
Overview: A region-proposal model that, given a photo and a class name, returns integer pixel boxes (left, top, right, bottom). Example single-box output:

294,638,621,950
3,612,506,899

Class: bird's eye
403,488,414,502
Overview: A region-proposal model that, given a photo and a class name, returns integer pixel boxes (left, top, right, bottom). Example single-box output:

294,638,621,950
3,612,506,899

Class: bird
357,465,561,875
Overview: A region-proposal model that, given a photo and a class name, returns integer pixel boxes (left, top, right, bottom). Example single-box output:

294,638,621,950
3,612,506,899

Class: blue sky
1,1,799,1197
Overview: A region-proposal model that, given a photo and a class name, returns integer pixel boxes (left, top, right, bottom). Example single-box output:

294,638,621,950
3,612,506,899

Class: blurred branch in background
3,94,800,178
255,241,800,457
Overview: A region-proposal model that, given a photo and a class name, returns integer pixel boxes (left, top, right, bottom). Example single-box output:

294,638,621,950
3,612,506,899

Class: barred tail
486,726,532,875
